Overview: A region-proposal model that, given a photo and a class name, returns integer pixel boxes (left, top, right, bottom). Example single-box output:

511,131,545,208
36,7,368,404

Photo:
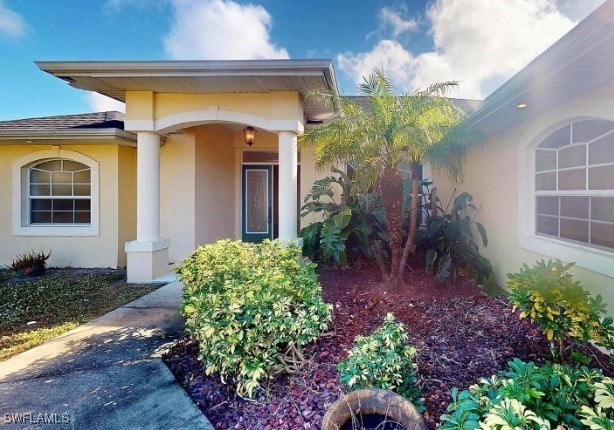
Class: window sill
13,225,99,237
519,234,614,278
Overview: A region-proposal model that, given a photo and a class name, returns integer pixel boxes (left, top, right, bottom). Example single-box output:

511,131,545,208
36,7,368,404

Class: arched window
535,120,614,250
12,149,99,236
28,159,91,224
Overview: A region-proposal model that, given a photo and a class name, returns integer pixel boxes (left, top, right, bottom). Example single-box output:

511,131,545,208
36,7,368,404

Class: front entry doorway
241,151,300,243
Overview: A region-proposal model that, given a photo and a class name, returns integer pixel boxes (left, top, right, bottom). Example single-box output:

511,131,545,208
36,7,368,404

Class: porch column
278,131,299,242
125,131,170,283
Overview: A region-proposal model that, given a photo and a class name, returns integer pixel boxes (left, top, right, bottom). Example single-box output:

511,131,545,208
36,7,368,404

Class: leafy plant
300,166,389,272
415,187,493,285
507,259,614,361
439,358,613,429
9,250,51,276
337,313,423,408
176,239,332,398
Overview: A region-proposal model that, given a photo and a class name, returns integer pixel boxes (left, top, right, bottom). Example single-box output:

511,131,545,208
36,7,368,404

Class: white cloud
338,0,578,99
379,7,418,37
163,0,289,60
0,0,27,38
86,93,125,113
556,0,605,20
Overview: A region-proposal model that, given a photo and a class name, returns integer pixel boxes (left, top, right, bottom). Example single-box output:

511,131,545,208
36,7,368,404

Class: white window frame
519,118,614,277
13,149,100,236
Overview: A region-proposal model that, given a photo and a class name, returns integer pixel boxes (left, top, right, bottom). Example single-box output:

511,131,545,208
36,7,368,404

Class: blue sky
0,0,606,120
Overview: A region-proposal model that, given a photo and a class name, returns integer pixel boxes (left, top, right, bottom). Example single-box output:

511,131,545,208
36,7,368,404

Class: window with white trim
535,120,614,250
28,159,91,224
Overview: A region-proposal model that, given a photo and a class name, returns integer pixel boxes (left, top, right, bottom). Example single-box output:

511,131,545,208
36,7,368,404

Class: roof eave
0,128,138,146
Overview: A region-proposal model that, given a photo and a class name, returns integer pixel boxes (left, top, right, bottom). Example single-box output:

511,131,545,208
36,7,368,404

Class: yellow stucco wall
126,91,303,123
160,132,196,264
117,145,137,266
195,125,235,245
0,143,130,268
432,88,614,314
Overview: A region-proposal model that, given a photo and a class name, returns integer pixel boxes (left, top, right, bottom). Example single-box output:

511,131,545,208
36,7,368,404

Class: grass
0,268,161,360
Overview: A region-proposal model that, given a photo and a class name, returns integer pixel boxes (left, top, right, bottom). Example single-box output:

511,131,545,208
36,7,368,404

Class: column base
125,239,171,283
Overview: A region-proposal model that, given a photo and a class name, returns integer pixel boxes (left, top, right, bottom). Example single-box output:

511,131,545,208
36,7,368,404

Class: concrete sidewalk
0,281,213,430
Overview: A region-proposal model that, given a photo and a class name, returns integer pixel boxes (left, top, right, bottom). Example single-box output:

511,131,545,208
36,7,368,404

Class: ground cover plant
164,262,614,429
0,268,160,360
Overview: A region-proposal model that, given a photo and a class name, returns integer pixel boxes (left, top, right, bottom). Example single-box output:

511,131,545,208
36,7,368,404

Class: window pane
592,222,614,249
589,134,614,165
558,145,586,168
572,120,614,144
52,199,74,211
560,196,589,219
73,170,90,183
52,184,72,196
560,219,589,243
75,212,91,223
30,184,50,196
536,150,556,172
558,168,586,190
537,215,558,236
75,200,91,210
52,171,72,184
588,166,614,190
537,196,558,216
63,160,87,172
31,211,51,223
539,125,570,149
30,199,51,211
536,172,556,190
592,197,614,222
52,212,73,223
73,185,90,196
35,160,61,171
30,169,50,183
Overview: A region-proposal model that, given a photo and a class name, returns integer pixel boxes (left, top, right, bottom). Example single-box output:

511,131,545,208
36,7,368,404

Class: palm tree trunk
399,167,420,277
379,167,404,281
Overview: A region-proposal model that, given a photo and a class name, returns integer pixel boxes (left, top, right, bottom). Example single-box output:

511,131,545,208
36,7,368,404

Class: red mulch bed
163,263,613,429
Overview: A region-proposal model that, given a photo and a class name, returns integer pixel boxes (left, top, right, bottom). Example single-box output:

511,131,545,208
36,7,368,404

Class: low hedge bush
337,313,423,408
439,358,614,429
177,239,332,398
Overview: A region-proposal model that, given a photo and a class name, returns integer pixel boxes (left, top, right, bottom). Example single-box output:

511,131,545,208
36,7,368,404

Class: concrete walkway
0,281,213,430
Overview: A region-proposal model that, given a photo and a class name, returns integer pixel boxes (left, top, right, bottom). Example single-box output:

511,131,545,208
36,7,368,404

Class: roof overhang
35,59,340,122
468,0,614,138
0,128,138,146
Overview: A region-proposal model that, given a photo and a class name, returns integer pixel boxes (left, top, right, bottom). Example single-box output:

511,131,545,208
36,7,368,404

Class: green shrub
439,358,614,429
507,259,613,361
176,239,332,398
337,313,423,408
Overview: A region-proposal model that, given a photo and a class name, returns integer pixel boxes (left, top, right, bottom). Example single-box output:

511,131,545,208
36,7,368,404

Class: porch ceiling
36,59,339,122
469,0,614,138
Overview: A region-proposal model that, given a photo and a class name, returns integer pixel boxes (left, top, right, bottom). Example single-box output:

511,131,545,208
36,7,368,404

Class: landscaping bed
164,264,614,429
0,267,161,360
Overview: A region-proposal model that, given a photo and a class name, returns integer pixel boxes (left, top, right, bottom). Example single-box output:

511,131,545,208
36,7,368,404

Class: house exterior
1,60,337,282
432,0,614,304
1,0,613,295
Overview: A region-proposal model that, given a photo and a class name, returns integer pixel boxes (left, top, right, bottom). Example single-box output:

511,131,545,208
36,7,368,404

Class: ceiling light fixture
516,103,528,109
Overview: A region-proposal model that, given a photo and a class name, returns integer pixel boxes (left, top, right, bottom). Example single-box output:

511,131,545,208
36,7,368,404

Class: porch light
243,126,257,147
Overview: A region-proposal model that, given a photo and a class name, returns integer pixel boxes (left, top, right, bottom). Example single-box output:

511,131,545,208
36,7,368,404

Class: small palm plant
10,250,51,277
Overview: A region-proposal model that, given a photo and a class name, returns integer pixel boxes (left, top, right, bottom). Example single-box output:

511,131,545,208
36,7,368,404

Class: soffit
36,59,339,122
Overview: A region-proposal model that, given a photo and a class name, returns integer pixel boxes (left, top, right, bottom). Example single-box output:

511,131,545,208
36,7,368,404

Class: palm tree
302,68,475,283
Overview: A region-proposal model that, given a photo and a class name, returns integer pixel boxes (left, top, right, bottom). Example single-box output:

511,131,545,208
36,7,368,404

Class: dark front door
242,165,273,242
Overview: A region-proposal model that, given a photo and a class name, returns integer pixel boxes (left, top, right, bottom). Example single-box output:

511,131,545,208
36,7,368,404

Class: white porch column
278,131,299,242
125,131,170,283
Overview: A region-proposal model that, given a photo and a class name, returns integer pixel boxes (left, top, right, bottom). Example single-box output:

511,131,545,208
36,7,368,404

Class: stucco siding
159,132,196,264
433,88,614,313
0,143,122,268
117,145,137,267
195,125,235,245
